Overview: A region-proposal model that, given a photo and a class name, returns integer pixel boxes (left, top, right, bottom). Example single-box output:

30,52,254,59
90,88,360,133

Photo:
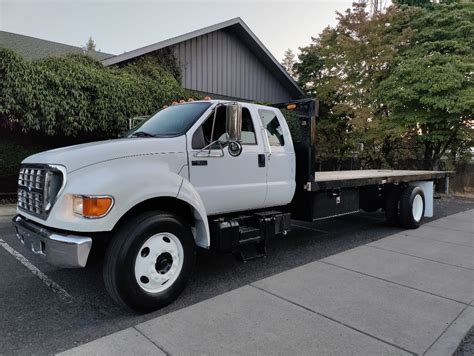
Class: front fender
28,154,186,232
177,178,211,248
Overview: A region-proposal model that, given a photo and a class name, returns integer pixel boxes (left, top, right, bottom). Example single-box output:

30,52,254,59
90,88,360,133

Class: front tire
103,211,195,312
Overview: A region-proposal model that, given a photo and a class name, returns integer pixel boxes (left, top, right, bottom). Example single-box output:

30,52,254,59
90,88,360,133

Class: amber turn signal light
73,195,113,218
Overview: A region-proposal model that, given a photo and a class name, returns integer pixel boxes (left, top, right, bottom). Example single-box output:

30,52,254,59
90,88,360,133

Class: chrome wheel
412,194,424,222
134,232,184,293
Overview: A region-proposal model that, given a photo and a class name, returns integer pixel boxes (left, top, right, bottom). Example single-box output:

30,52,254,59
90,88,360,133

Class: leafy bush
0,48,189,138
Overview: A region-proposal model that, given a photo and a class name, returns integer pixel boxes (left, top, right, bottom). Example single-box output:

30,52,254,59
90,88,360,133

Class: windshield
126,102,212,138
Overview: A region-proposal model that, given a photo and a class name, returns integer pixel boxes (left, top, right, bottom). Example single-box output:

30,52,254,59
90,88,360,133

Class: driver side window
192,107,257,149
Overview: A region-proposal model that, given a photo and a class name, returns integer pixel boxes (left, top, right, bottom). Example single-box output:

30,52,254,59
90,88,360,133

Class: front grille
18,167,46,215
17,165,65,218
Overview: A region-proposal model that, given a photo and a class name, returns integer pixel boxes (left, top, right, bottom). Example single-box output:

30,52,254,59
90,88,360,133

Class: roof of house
0,31,114,61
102,18,304,98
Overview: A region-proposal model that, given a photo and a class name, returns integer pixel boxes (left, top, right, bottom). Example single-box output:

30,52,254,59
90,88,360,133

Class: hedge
0,48,189,138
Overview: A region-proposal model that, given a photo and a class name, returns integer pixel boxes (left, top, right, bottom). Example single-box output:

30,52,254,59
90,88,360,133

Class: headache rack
272,98,319,191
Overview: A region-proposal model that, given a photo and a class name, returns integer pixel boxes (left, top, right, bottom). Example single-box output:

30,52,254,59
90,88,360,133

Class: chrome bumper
12,215,92,268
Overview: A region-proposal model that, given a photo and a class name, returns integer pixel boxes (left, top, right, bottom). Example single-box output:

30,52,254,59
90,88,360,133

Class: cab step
237,226,262,245
209,211,291,261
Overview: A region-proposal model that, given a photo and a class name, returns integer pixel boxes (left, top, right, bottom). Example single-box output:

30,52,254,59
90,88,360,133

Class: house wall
172,28,293,103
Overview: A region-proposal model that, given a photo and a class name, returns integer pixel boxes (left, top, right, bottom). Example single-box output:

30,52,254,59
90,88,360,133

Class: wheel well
113,197,195,233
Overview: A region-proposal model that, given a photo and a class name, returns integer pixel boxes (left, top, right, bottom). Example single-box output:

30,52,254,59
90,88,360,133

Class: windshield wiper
129,131,156,138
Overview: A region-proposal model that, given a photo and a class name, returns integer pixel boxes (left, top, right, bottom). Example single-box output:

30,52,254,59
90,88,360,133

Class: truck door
187,104,267,215
256,108,296,207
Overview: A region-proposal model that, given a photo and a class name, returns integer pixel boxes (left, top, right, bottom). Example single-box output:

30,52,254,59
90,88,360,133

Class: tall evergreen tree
281,48,296,78
85,36,96,52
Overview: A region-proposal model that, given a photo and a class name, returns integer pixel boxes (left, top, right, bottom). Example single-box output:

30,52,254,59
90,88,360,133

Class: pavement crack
422,304,471,355
397,233,473,248
366,245,474,271
319,260,469,306
250,284,417,356
134,326,171,356
423,224,473,234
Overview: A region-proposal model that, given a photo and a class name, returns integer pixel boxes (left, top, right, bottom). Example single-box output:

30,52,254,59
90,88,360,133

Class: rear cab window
258,109,285,146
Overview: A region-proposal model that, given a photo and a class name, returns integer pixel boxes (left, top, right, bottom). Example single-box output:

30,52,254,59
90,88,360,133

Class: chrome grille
17,167,46,216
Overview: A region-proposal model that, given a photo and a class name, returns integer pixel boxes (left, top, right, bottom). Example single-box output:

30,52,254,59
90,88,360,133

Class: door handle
258,154,266,168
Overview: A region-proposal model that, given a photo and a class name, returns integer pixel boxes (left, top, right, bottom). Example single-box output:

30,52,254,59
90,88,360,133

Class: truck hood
22,136,187,172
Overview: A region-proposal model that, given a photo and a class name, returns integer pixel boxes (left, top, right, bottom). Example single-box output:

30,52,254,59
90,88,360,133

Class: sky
1,0,356,61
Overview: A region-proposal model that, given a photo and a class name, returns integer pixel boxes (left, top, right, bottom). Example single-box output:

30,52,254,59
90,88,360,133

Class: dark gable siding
172,28,292,103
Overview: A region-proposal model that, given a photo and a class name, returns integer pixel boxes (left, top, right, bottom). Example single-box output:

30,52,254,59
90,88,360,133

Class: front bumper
12,215,92,268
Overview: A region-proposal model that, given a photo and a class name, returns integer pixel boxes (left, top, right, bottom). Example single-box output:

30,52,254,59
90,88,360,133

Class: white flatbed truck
12,98,452,311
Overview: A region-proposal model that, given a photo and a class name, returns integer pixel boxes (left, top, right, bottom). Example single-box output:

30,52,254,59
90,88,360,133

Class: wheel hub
412,194,424,222
155,252,173,274
134,232,184,293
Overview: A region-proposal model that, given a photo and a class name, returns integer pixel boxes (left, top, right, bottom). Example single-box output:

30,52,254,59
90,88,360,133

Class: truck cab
186,101,295,215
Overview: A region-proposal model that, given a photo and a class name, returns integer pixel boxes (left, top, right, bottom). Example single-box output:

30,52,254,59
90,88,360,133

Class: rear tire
399,186,425,229
103,211,195,312
384,187,401,226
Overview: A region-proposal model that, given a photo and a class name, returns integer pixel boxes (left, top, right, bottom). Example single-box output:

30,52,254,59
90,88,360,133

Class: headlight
72,195,114,218
44,169,64,212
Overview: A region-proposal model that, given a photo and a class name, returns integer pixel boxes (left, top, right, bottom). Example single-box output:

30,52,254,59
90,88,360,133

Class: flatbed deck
309,170,453,191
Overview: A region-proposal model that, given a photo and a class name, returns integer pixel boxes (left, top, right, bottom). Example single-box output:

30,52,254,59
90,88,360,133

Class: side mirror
226,103,242,142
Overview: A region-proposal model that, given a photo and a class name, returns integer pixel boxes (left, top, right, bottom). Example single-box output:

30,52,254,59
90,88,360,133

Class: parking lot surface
0,197,473,355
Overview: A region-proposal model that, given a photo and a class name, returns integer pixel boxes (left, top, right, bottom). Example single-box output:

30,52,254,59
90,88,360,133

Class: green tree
392,0,433,7
295,3,412,168
85,36,96,52
295,1,473,170
378,2,474,169
281,48,296,78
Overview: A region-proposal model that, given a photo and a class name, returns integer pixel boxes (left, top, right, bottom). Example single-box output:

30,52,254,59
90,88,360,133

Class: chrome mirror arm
194,140,225,158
